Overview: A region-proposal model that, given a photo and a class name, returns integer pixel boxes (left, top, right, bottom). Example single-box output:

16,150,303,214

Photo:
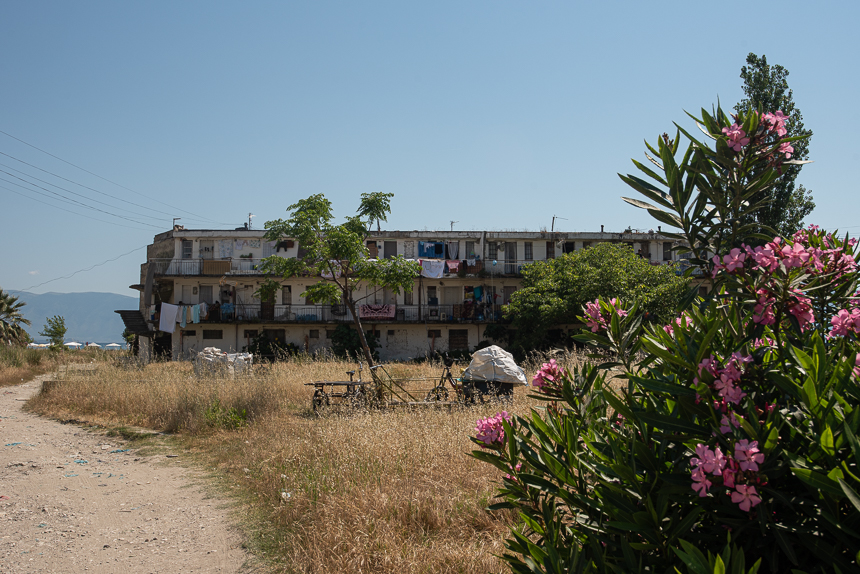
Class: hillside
10,291,140,345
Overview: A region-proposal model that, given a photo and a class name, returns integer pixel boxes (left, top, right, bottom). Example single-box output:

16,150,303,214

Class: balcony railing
150,258,267,276
195,304,505,324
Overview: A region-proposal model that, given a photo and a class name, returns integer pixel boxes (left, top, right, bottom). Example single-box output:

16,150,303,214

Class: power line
0,149,240,226
0,161,170,223
16,246,147,292
0,129,227,224
0,184,157,232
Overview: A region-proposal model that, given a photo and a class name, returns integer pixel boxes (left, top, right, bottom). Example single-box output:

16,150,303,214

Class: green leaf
821,426,835,458
838,478,860,512
638,413,709,436
791,467,844,498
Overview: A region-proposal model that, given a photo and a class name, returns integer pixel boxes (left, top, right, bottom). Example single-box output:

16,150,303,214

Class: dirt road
0,376,252,573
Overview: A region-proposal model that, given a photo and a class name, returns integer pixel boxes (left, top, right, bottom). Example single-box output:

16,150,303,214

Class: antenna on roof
551,215,567,233
450,221,459,231
248,213,255,230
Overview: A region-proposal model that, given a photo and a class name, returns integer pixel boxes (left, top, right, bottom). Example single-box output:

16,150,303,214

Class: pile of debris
194,347,253,377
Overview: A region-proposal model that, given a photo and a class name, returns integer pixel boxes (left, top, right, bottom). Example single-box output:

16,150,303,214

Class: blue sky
1,1,857,296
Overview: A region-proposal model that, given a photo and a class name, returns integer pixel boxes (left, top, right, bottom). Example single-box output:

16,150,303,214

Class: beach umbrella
64,342,82,347
87,342,101,348
105,343,122,350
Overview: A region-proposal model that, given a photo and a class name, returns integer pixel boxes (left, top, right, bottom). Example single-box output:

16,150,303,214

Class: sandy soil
0,376,254,573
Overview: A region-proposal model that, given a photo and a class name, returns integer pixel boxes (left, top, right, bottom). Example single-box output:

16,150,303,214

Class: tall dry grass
28,350,589,573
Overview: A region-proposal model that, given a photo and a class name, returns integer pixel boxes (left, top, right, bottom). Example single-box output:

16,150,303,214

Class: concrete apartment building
117,226,684,361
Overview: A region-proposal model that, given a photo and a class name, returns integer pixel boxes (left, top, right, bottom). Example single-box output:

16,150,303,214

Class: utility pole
172,217,181,229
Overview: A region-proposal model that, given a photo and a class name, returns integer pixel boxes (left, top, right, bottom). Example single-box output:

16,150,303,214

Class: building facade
118,226,684,361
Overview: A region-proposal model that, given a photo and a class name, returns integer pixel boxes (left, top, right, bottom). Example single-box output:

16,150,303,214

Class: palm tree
0,288,30,345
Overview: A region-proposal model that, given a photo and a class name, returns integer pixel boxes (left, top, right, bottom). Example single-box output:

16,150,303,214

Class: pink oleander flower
731,484,762,511
781,243,811,269
722,124,750,152
779,142,794,159
752,337,775,349
712,248,746,276
533,359,563,391
475,412,512,448
608,298,628,319
853,354,860,380
829,309,859,338
505,461,523,480
720,413,741,434
698,356,719,378
691,444,726,475
745,244,779,273
753,289,776,326
734,440,764,472
772,111,789,136
788,293,815,331
584,299,605,333
691,467,712,497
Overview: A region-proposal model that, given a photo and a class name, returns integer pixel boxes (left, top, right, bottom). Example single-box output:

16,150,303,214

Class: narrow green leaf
791,467,844,498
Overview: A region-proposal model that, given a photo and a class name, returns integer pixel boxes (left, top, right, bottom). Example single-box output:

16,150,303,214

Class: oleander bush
473,106,860,572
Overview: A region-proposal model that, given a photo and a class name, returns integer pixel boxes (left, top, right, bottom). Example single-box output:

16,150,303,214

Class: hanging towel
473,286,483,302
180,306,187,328
192,304,200,324
446,241,459,259
159,303,179,333
466,258,476,266
199,302,208,320
420,259,445,278
446,260,461,273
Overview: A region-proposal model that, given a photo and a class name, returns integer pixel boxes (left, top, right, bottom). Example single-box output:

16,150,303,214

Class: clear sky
1,1,857,296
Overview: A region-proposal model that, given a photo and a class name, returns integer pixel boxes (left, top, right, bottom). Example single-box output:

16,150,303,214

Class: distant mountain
10,291,139,345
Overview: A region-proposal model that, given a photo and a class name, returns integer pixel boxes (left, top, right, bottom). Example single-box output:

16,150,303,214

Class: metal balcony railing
150,258,268,276
196,303,505,324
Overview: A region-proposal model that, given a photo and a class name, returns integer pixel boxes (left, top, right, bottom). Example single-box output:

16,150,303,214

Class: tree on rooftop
735,52,814,238
0,288,31,346
260,193,420,366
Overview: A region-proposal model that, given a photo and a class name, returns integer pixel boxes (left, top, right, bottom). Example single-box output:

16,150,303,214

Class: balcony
197,304,505,324
150,258,267,276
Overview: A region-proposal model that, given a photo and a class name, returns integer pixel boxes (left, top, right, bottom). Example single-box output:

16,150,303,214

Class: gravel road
0,376,253,573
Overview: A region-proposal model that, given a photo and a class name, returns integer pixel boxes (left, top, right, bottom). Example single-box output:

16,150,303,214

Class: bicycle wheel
311,389,329,412
425,386,449,402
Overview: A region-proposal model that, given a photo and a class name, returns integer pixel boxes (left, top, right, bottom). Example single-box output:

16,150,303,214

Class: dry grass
27,350,589,573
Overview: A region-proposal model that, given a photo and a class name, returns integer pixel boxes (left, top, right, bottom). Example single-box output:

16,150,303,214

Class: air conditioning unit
440,312,448,321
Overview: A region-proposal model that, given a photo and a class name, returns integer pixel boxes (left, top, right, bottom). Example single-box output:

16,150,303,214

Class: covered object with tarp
460,345,527,399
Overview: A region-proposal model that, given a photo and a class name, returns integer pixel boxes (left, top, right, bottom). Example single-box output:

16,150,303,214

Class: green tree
503,242,689,351
0,288,31,346
260,193,420,366
735,52,814,237
40,315,67,349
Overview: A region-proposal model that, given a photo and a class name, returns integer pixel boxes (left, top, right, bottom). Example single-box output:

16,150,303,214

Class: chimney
658,225,662,232
600,224,604,233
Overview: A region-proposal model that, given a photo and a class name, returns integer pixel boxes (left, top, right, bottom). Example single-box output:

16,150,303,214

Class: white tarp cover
461,345,528,386
194,347,253,377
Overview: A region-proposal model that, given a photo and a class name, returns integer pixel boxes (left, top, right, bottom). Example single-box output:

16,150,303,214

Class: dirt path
0,376,253,573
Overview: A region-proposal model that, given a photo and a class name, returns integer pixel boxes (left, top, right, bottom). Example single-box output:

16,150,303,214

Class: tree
0,288,31,346
735,53,814,237
40,315,67,349
260,193,420,366
503,243,689,351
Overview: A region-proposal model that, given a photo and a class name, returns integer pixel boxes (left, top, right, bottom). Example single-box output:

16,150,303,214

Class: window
427,286,437,305
309,329,319,339
366,240,378,258
383,241,398,259
325,329,335,339
524,242,533,260
449,329,469,351
427,329,442,338
181,330,196,337
563,241,576,254
244,329,258,339
202,330,223,340
663,242,673,261
546,241,555,260
181,240,193,259
281,286,291,305
488,242,498,260
403,290,413,305
366,329,380,338
199,285,213,303
465,241,476,258
387,330,395,336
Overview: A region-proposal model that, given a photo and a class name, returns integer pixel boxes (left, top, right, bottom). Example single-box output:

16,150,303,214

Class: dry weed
27,355,561,573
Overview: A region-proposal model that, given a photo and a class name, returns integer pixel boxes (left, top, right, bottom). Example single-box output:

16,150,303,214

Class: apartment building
117,226,682,361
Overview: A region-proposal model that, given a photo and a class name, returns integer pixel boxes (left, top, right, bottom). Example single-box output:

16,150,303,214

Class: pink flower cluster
690,441,764,511
475,411,511,448
760,111,788,137
696,353,751,405
584,298,627,333
663,314,693,336
722,124,750,152
532,359,563,392
829,308,860,338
